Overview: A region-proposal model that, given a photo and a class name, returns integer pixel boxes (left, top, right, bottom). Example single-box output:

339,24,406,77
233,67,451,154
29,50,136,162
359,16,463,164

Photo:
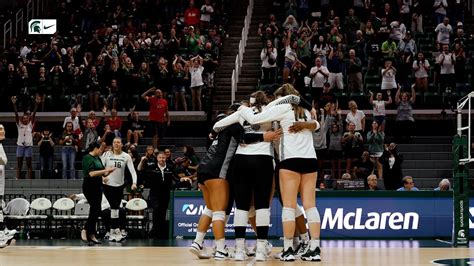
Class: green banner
452,135,470,246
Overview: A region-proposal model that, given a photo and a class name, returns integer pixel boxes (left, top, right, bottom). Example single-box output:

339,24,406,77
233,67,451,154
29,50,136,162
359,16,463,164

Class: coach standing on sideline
141,151,174,239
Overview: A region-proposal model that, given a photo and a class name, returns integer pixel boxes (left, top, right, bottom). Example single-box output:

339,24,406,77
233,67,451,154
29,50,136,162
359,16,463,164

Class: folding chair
52,198,76,239
27,197,52,238
4,197,30,231
125,198,149,237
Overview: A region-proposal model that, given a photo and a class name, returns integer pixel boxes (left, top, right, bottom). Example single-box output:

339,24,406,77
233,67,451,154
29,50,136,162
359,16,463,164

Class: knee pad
202,206,213,218
234,209,249,227
295,204,304,218
110,209,119,219
305,207,321,224
248,206,256,218
282,207,296,223
212,211,226,222
256,208,270,227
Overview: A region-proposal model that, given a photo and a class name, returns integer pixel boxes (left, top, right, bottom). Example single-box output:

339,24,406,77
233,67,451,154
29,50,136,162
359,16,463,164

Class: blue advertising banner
171,192,473,239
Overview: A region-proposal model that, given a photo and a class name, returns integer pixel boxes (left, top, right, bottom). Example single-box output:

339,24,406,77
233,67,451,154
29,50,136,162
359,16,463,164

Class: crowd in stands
255,0,471,186
0,0,225,112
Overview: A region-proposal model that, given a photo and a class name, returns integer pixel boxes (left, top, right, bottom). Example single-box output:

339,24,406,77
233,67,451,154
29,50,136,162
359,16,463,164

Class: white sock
256,239,266,252
300,232,309,242
284,238,293,251
309,239,320,250
235,238,245,250
216,238,226,251
194,231,205,246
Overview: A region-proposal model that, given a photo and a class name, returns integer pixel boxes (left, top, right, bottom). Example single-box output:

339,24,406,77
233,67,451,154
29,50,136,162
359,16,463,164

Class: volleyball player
101,137,138,242
193,104,280,260
238,84,322,262
0,125,18,248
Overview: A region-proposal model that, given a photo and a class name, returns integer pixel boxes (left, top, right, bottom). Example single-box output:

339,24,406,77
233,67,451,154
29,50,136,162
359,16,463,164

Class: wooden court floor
1,240,473,265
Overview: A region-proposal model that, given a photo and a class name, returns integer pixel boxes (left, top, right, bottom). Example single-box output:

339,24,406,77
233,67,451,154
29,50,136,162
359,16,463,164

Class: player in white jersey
0,124,18,248
101,137,137,242
238,84,322,262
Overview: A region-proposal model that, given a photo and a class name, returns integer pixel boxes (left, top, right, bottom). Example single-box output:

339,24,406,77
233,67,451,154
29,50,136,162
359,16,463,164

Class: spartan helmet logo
30,21,41,33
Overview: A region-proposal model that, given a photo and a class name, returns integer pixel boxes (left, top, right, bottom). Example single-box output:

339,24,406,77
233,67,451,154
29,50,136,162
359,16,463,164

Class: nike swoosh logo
44,24,55,29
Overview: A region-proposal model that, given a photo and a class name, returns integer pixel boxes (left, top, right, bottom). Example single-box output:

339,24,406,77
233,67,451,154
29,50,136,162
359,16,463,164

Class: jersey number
114,162,122,168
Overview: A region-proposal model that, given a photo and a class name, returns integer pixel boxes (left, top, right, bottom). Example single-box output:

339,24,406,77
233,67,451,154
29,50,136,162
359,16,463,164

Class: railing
2,0,48,48
231,0,253,104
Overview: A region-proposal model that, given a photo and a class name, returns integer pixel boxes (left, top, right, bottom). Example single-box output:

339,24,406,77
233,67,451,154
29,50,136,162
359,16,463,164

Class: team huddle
190,83,322,262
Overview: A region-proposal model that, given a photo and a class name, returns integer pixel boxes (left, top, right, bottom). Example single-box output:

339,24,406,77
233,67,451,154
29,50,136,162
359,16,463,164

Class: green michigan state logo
30,21,41,33
432,258,474,265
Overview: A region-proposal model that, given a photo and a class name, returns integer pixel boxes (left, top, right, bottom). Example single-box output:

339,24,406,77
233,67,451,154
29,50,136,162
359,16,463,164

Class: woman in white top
283,31,298,83
260,40,278,84
369,91,392,132
412,52,430,92
189,55,204,111
381,59,397,92
12,96,39,179
238,84,322,262
345,101,365,132
101,137,138,242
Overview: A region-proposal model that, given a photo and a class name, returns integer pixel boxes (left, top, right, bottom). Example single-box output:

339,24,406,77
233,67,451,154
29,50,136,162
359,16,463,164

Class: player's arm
126,154,138,190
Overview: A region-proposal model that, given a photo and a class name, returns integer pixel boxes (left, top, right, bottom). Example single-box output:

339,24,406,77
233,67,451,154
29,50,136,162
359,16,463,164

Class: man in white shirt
435,17,452,45
63,107,81,132
309,57,329,107
436,44,455,91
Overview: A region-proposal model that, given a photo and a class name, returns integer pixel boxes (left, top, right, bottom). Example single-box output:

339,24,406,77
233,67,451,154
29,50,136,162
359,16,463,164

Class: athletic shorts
16,146,33,158
197,173,222,185
374,115,385,125
279,158,318,174
172,86,185,93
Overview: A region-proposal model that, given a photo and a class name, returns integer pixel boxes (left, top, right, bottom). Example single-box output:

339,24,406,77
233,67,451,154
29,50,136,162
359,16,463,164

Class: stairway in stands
213,0,271,113
212,0,248,113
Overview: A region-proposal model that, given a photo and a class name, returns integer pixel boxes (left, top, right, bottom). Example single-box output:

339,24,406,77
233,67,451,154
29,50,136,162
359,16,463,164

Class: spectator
164,148,175,170
105,109,123,137
297,28,313,68
260,40,278,84
85,66,101,111
328,112,343,179
319,82,338,110
433,0,448,25
397,176,419,191
453,42,466,84
200,42,219,90
353,151,375,185
38,127,54,179
367,121,385,178
291,60,307,96
174,157,196,190
412,52,430,92
189,55,204,111
381,38,397,58
327,45,344,90
395,85,416,143
342,122,363,175
343,8,361,44
397,31,417,57
105,79,120,110
183,145,200,172
12,96,38,179
59,121,79,179
282,32,298,83
309,57,330,108
434,178,451,191
389,19,406,42
171,56,189,111
126,109,146,146
312,35,330,67
185,1,201,27
346,49,363,92
186,26,202,56
380,143,403,190
141,87,170,149
313,103,334,179
437,44,456,92
200,0,214,29
411,0,424,33
100,124,116,148
282,15,299,32
381,59,397,94
367,174,379,191
345,101,365,132
435,17,453,45
83,118,99,153
369,91,392,132
63,107,82,134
